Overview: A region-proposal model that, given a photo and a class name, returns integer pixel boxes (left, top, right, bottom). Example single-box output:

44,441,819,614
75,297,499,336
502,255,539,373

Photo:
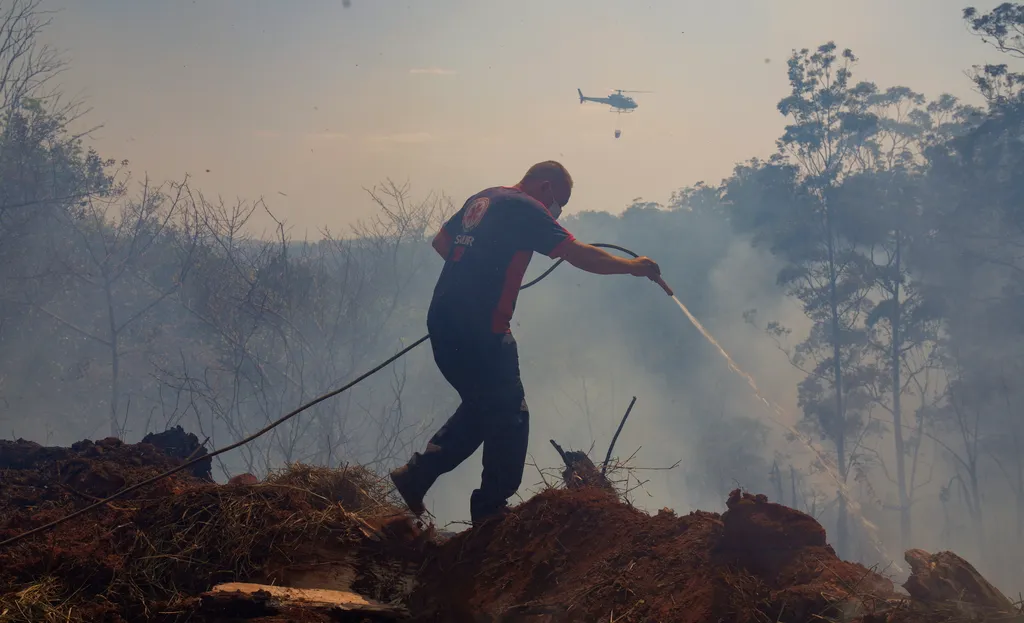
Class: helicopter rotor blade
617,90,653,94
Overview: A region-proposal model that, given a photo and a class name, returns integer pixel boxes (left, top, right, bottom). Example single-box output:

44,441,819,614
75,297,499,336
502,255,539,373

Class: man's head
517,161,573,219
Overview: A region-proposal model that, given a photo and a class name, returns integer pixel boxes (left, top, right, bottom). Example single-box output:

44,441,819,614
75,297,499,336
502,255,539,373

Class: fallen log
200,582,408,620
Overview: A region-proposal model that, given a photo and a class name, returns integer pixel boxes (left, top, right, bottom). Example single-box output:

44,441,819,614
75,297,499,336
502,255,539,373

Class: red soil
408,488,898,623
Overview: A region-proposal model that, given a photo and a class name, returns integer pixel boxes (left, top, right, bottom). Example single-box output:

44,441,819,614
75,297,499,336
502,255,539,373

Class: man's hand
629,257,674,296
627,256,661,278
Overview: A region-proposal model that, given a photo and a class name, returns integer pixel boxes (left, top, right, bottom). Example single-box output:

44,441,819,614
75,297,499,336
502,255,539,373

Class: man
389,161,670,526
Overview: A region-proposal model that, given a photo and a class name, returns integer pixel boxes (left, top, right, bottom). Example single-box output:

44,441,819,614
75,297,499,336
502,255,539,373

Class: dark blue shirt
429,186,575,334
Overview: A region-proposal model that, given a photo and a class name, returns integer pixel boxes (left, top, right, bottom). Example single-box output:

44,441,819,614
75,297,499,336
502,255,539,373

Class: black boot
390,465,426,516
470,490,510,527
471,506,510,528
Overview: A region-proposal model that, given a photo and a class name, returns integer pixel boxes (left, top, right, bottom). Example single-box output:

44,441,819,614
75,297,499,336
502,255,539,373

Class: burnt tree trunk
550,440,616,494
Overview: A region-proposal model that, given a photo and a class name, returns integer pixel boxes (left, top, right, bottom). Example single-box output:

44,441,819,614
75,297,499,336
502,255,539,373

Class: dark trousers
403,313,530,522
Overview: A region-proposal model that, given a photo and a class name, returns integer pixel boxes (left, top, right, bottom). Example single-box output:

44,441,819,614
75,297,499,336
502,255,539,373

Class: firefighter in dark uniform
390,161,670,526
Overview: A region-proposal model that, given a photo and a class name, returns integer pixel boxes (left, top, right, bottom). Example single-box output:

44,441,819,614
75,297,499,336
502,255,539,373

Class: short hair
521,161,573,190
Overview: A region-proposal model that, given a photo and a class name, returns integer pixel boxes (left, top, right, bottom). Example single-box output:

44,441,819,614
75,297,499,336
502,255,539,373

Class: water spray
666,294,894,568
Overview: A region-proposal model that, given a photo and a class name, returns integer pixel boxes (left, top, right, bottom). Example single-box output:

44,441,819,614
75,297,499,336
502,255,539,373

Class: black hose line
520,242,638,289
0,242,642,548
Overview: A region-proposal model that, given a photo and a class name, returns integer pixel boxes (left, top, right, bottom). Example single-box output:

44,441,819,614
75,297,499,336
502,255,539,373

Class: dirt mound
409,488,899,623
2,434,1018,622
0,435,199,513
140,425,213,481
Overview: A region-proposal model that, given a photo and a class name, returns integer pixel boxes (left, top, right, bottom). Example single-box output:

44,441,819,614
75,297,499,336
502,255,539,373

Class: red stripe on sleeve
433,228,454,258
546,232,575,259
491,250,533,333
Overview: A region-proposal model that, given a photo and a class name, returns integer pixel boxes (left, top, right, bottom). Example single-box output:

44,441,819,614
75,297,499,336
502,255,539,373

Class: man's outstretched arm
558,239,674,294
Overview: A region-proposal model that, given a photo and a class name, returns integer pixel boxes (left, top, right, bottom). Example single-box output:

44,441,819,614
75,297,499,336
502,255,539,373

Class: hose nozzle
651,275,674,296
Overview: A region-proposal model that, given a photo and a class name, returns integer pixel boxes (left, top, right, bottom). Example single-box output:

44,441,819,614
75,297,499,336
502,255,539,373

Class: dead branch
602,396,637,477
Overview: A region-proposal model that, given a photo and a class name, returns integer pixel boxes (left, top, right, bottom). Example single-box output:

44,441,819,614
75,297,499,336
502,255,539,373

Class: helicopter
577,88,651,113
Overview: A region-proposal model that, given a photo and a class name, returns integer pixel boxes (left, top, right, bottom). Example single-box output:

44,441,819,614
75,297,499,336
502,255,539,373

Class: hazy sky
42,0,1007,236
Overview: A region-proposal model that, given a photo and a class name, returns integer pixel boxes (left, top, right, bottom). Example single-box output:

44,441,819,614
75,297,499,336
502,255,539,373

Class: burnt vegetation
3,0,1024,620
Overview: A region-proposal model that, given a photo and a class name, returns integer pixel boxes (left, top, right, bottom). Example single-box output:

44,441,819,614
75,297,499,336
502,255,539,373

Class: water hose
0,242,662,548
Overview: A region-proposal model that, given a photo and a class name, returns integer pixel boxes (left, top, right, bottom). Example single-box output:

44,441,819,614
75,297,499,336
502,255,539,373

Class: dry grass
0,578,84,623
264,463,401,516
1,463,406,622
122,487,347,595
118,464,402,599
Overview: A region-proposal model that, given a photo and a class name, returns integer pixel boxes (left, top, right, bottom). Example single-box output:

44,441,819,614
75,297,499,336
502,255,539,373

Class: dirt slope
0,434,1018,623
408,487,896,622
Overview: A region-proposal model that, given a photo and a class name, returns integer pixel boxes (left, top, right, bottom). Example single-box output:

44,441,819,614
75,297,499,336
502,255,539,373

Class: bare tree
0,0,68,113
156,182,449,477
4,175,200,437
